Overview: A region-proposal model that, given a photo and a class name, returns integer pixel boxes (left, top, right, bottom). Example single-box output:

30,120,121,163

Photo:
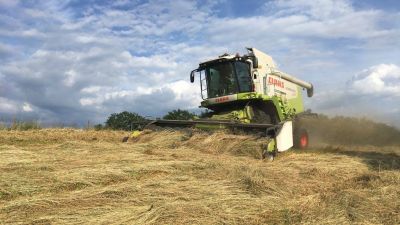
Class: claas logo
215,96,230,103
268,77,284,88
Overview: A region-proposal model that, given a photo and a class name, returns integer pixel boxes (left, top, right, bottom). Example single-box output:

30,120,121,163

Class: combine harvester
142,48,314,160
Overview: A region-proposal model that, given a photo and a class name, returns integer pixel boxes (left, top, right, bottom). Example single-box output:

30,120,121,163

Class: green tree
93,124,104,131
105,111,146,130
199,109,213,118
163,109,196,120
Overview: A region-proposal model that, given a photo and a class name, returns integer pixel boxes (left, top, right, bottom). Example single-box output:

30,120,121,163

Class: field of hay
0,129,399,224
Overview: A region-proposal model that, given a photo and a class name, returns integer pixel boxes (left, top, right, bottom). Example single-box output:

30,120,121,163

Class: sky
0,0,399,127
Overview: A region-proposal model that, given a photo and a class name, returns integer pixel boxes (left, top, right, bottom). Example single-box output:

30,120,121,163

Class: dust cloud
298,114,400,147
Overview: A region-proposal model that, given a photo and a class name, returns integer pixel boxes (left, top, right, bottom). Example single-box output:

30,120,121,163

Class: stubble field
0,129,399,224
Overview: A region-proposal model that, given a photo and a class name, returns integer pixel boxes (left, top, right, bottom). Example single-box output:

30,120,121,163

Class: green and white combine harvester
142,48,314,160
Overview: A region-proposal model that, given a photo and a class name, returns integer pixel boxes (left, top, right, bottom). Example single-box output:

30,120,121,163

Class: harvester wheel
262,151,275,161
261,138,276,161
294,128,309,149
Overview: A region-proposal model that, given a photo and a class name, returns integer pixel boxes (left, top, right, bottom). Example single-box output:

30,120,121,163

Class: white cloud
349,64,400,96
119,51,178,69
272,0,353,20
22,102,33,112
80,86,103,94
0,0,19,7
311,63,400,127
78,79,200,109
63,70,77,87
0,97,18,113
0,43,15,58
79,88,136,107
165,80,200,107
21,28,45,37
79,98,99,106
209,0,389,42
75,35,96,44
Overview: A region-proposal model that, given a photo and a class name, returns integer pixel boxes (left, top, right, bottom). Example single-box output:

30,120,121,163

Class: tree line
98,109,197,131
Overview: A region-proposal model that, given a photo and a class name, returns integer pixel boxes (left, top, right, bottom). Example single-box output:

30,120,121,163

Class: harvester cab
190,48,313,122
145,47,314,160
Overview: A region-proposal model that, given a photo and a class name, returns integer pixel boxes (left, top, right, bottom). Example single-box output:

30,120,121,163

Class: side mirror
190,70,196,83
252,56,258,69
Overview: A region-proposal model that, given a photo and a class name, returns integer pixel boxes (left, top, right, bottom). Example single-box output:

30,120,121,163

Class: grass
0,120,41,131
0,128,399,224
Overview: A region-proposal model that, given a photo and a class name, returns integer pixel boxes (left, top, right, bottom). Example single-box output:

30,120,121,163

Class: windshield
203,61,252,99
235,61,252,92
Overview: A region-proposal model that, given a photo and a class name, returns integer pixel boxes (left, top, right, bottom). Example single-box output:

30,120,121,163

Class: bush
199,109,213,118
105,111,146,131
10,120,41,130
93,124,104,131
163,109,196,120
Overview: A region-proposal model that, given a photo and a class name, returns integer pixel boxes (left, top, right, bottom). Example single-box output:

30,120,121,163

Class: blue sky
0,0,399,127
